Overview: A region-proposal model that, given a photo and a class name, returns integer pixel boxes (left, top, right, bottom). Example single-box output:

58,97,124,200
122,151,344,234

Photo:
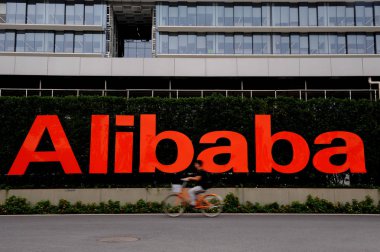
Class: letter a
8,115,82,175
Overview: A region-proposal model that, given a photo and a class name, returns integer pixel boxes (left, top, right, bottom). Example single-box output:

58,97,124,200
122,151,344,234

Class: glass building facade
157,2,380,27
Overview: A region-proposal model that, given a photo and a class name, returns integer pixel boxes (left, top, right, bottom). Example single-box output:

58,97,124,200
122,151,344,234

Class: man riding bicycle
182,160,211,207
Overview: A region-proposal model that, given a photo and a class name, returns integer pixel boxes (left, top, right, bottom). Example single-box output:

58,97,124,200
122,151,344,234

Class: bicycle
162,179,223,217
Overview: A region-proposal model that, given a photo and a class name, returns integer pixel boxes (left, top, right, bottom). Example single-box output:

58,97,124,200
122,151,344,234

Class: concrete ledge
0,188,379,205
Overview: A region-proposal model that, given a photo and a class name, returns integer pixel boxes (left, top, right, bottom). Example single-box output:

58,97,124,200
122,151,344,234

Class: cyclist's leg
188,186,203,206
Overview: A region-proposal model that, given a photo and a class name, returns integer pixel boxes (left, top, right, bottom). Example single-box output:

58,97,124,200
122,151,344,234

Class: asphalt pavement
0,214,379,252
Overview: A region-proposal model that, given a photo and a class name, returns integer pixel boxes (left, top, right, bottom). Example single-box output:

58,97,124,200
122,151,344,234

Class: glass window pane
365,34,374,54
243,5,252,26
197,5,205,26
261,4,270,26
83,33,93,53
55,32,64,52
46,0,55,24
206,33,215,53
356,34,365,53
300,35,309,54
234,34,243,54
355,4,365,26
55,1,64,24
253,34,262,54
337,5,345,26
34,32,44,52
45,32,54,52
347,34,357,54
85,4,94,25
75,0,84,25
74,32,84,53
5,31,15,51
290,5,298,26
178,4,187,26
188,5,196,26
328,34,338,54
252,4,261,26
376,34,380,54
318,4,327,26
94,2,103,26
375,4,380,26
272,5,280,26
262,35,271,54
364,4,373,26
178,34,187,54
196,34,206,54
337,34,346,54
64,32,74,53
6,1,16,23
328,5,337,26
234,6,243,26
309,34,318,54
35,0,45,24
291,34,300,54
16,31,25,52
281,34,290,54
280,5,289,26
168,34,178,53
0,31,5,51
159,4,168,26
216,34,224,54
205,6,214,26
216,5,224,26
319,34,328,54
243,34,252,54
66,3,75,24
15,0,26,24
27,0,36,24
346,5,354,26
225,34,234,54
93,33,102,53
272,34,281,54
187,34,196,53
309,5,317,26
25,32,35,52
299,5,308,26
224,4,233,26
169,5,178,26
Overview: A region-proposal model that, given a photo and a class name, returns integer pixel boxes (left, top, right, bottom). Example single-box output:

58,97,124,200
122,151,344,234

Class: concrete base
0,188,379,205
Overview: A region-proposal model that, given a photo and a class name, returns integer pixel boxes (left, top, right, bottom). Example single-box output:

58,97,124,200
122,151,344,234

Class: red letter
139,114,194,173
313,131,366,174
114,115,134,173
255,115,310,174
89,115,109,174
197,131,248,173
8,115,81,175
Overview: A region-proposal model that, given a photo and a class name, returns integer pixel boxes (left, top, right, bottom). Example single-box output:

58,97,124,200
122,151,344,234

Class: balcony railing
0,88,377,101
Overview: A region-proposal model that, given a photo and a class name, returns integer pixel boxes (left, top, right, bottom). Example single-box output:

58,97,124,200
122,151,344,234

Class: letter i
89,115,110,174
114,115,134,173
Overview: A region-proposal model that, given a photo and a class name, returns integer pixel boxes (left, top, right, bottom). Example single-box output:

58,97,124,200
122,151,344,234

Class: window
216,5,224,26
85,3,94,25
253,34,262,54
178,34,187,53
376,34,380,54
197,5,206,26
356,3,373,26
318,4,327,26
75,0,84,25
309,5,317,26
234,34,243,54
290,5,298,26
252,4,261,26
6,1,16,23
328,34,338,54
196,34,206,54
83,33,93,53
55,32,64,52
346,5,354,26
356,35,365,53
243,5,252,26
234,5,243,26
15,0,26,24
300,35,309,54
64,32,74,53
205,5,214,26
94,2,103,26
15,31,25,52
280,5,290,26
309,35,318,54
290,34,300,54
243,34,252,54
158,33,168,54
336,5,345,26
46,0,55,24
347,34,357,54
65,3,75,24
178,4,187,26
318,34,328,54
0,31,4,51
299,5,308,26
375,3,380,26
206,33,215,53
25,32,35,52
159,4,168,26
273,34,290,54
365,34,374,54
224,4,233,26
328,5,337,26
168,34,178,53
272,5,280,26
35,0,45,24
188,5,196,26
337,34,346,54
93,33,103,53
261,4,270,26
187,34,196,53
55,1,64,24
27,0,36,24
74,32,84,53
45,32,54,52
168,5,178,26
34,32,44,52
5,31,15,51
216,34,224,54
225,34,233,53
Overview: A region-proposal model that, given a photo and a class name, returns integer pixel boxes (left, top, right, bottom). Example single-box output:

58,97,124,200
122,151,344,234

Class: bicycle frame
175,181,218,209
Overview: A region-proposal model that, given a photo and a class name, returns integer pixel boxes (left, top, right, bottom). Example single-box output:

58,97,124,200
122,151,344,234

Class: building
0,0,379,99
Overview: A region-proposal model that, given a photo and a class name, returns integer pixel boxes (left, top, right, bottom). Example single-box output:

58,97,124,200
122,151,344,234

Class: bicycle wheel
201,194,223,217
162,194,186,217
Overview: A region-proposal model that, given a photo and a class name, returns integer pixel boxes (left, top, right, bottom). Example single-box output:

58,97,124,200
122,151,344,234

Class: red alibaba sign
7,114,366,175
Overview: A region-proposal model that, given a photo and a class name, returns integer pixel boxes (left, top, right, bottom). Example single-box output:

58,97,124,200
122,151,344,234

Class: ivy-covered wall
0,96,379,188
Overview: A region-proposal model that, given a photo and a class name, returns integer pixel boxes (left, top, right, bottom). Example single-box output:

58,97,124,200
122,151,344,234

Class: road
0,214,379,252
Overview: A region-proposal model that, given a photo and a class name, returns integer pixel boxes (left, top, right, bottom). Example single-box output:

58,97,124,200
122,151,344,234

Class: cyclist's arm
184,176,202,181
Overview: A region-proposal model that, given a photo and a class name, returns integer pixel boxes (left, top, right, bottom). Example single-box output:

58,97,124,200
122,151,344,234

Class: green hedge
1,194,379,214
0,96,379,188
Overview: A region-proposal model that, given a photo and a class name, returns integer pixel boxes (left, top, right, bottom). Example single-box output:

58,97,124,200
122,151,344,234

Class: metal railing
0,88,377,101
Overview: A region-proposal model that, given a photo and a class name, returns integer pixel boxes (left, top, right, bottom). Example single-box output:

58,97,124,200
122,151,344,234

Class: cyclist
182,160,210,207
